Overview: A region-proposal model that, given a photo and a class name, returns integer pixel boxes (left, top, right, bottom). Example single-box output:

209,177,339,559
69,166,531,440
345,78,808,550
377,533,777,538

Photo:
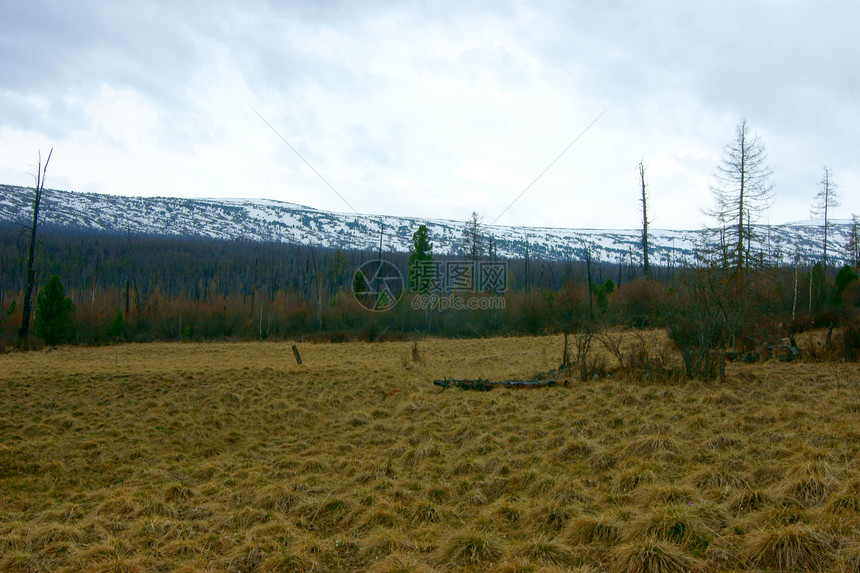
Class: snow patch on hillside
0,184,851,266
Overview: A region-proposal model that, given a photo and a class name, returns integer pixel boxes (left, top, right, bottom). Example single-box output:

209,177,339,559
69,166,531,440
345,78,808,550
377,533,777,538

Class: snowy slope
0,184,852,266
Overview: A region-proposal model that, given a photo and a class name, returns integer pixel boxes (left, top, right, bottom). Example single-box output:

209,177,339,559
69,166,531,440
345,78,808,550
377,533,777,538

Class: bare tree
638,160,651,279
582,241,595,321
668,268,759,380
810,166,840,273
705,120,773,275
847,214,859,268
18,149,53,347
554,280,588,372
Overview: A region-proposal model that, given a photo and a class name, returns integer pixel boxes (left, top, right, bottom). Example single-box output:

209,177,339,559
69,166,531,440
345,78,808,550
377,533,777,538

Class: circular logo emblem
352,259,404,312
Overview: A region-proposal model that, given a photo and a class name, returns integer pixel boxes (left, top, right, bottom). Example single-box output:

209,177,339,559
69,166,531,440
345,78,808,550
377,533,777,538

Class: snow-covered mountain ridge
0,184,852,266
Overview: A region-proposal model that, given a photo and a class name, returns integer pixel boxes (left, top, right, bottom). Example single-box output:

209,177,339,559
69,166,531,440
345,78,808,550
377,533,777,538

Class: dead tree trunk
18,148,52,348
584,245,594,321
561,330,570,372
792,261,798,322
639,161,651,280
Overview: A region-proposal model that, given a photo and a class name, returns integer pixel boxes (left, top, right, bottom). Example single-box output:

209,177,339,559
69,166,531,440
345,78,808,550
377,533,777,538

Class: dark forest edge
1,224,858,377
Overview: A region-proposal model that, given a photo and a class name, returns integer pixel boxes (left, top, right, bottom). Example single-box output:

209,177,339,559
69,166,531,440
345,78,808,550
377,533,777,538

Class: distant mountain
0,184,852,266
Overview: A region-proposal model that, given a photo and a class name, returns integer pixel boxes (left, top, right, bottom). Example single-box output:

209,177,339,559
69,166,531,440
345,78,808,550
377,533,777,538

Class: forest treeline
0,223,644,345
0,223,856,356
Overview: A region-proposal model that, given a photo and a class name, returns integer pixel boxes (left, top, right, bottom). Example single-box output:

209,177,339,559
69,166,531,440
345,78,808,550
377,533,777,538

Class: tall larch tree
810,166,840,273
705,120,773,275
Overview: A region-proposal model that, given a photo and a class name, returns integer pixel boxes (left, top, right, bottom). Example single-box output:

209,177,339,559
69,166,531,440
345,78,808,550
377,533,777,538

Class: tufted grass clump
0,334,856,571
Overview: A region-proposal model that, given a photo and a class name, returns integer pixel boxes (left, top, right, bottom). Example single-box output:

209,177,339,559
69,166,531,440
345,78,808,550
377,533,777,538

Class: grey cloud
530,1,859,125
0,1,212,139
1,0,856,224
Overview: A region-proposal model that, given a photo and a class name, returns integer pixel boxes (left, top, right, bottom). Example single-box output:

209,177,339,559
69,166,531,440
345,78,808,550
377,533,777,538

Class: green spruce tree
409,224,434,293
110,310,126,339
34,275,74,346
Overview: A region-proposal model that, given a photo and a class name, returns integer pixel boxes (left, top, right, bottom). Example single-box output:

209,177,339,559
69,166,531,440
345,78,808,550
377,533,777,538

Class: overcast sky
1,1,857,230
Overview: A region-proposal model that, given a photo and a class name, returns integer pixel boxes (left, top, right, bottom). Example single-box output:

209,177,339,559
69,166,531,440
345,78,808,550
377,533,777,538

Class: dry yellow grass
1,333,859,572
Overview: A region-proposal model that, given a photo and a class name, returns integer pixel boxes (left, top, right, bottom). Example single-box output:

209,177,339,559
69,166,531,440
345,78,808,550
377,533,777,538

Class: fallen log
433,378,568,391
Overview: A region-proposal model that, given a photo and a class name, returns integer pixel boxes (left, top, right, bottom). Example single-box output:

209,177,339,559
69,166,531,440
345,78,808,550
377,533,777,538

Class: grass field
1,334,859,572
